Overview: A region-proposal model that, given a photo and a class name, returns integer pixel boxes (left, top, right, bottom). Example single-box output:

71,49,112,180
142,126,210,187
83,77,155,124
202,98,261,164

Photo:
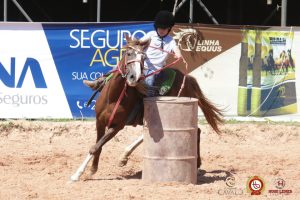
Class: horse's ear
140,39,150,50
124,33,131,43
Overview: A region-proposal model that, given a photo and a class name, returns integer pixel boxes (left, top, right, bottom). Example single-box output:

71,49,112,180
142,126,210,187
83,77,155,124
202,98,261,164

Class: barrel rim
144,96,198,103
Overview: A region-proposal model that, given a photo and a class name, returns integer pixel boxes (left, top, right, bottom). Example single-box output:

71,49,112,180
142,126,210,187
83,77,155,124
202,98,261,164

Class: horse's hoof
82,173,93,181
70,174,80,182
118,158,128,167
89,167,98,176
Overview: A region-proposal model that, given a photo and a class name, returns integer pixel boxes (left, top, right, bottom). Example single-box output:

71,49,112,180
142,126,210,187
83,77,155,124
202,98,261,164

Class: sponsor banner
0,22,153,118
1,22,300,120
43,22,153,118
185,25,300,120
172,24,241,72
184,25,244,116
238,30,297,117
0,23,72,118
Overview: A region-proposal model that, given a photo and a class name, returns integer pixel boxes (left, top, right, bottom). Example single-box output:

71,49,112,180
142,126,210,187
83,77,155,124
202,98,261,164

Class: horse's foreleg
69,124,116,181
89,126,121,174
89,122,105,175
118,134,143,167
70,153,94,182
70,121,105,182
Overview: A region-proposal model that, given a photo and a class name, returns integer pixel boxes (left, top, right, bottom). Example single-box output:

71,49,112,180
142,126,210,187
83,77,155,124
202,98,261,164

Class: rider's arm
171,41,187,64
173,45,182,58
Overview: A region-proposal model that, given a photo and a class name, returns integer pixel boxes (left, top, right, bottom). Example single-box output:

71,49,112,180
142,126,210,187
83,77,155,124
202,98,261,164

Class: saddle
86,69,176,126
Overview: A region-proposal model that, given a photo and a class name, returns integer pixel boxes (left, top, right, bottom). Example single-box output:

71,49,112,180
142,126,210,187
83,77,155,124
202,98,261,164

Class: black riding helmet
154,10,175,29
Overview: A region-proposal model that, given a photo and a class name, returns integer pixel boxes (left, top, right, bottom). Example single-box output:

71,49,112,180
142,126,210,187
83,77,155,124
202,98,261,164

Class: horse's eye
127,50,135,57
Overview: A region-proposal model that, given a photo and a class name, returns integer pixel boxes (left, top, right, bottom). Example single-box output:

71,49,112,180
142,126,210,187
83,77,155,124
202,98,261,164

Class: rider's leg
83,79,100,90
83,70,114,90
143,69,159,97
144,75,157,97
83,77,105,90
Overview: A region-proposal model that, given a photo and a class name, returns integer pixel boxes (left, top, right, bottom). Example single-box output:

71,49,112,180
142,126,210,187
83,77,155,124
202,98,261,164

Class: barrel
142,96,198,184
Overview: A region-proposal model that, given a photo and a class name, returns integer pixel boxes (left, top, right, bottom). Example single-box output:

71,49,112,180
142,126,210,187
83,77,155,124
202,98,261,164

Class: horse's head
122,34,149,87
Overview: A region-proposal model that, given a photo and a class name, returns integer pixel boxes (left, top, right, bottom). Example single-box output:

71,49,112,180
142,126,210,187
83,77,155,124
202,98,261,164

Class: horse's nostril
130,75,135,80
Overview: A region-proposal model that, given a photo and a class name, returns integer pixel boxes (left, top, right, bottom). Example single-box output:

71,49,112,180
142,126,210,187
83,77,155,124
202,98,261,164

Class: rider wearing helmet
139,10,181,90
83,10,183,95
154,10,175,32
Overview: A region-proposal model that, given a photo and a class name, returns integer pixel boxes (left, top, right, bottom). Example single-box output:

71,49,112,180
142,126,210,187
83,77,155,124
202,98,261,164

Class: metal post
281,0,287,26
4,0,7,21
175,0,188,13
189,0,193,23
195,0,219,24
173,0,179,16
97,0,101,22
175,0,219,24
11,0,33,22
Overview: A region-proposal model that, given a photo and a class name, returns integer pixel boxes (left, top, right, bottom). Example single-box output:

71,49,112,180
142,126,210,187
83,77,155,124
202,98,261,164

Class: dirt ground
0,120,299,200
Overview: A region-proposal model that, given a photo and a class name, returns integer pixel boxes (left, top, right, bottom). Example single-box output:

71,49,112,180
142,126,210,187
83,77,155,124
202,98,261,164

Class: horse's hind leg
118,134,143,167
89,125,122,175
197,128,202,168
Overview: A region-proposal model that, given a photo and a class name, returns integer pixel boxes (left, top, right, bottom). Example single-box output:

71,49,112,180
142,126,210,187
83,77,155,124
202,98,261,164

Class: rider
83,10,183,96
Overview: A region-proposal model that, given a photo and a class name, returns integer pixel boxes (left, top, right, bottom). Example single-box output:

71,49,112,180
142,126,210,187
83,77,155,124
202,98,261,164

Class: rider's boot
83,77,105,91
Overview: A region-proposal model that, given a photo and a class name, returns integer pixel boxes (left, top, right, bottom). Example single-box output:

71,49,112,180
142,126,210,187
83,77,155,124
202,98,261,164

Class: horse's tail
188,75,224,133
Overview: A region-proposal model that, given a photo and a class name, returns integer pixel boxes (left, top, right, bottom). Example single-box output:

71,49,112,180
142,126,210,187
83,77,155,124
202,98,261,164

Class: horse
287,49,295,71
275,50,290,74
70,34,224,181
262,49,275,76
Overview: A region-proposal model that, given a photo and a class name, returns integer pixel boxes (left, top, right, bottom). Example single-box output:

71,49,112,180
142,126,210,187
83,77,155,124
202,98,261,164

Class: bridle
117,45,146,80
108,44,146,128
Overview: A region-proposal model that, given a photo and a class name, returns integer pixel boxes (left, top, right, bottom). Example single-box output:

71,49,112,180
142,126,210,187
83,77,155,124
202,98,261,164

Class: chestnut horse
70,35,223,181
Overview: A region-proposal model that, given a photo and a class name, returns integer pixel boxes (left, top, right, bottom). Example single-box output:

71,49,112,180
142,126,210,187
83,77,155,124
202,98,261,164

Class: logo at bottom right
269,178,293,195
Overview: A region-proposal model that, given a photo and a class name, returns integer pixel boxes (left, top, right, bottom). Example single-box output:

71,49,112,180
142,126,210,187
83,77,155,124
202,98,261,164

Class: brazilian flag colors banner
238,30,297,117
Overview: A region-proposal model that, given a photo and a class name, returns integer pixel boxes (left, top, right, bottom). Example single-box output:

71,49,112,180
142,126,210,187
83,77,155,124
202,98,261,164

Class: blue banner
43,22,153,118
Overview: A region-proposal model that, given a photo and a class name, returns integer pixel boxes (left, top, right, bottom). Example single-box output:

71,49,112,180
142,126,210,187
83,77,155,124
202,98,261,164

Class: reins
107,80,127,128
92,44,188,128
107,46,142,128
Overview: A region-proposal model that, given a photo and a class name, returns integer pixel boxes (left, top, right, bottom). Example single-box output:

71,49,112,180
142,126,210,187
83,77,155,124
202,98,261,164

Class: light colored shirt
140,31,180,73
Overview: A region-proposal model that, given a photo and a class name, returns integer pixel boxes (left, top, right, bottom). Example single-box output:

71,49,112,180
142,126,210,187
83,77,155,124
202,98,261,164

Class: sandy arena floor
0,120,299,200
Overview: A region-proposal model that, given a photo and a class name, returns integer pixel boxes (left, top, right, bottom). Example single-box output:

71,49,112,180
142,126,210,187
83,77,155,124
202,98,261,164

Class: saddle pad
156,68,176,95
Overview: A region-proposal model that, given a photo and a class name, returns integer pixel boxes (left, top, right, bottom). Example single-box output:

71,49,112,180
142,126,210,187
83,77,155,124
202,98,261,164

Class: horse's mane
125,37,150,49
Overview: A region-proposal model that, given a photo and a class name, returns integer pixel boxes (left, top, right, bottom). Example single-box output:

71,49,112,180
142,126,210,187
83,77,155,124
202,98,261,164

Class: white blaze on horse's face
125,47,144,87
